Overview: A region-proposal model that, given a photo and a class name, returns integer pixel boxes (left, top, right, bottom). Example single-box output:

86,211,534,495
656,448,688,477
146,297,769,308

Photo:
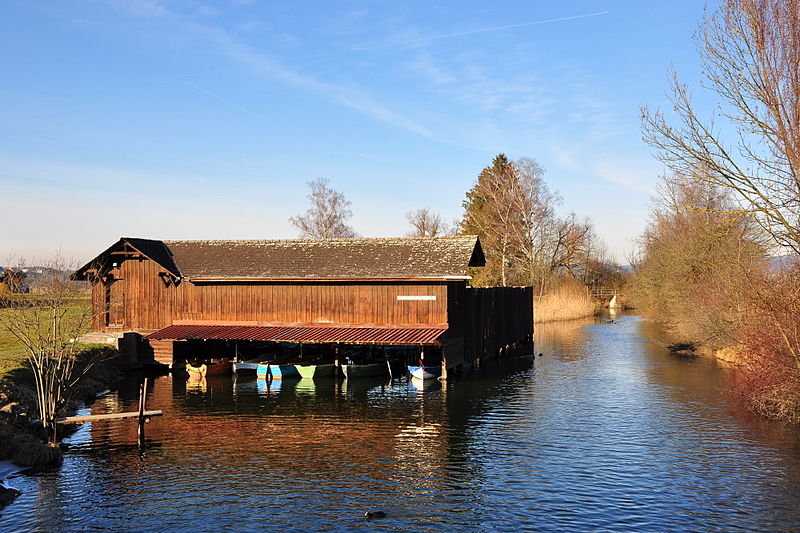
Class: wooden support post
138,378,148,447
57,410,162,424
384,346,393,381
439,345,448,381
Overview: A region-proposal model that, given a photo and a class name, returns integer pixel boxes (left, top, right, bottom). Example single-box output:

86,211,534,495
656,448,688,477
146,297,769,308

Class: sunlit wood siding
91,257,450,332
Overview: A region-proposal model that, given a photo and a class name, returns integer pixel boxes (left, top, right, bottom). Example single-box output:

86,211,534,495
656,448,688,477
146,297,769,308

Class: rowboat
296,363,336,379
407,363,441,381
409,377,440,391
186,363,207,379
186,359,232,378
256,363,300,380
233,357,266,374
342,362,387,379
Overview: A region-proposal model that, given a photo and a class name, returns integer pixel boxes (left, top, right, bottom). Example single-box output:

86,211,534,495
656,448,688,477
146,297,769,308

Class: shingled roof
75,236,485,281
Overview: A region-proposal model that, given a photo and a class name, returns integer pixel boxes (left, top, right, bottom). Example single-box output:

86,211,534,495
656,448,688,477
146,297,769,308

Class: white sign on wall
397,295,437,301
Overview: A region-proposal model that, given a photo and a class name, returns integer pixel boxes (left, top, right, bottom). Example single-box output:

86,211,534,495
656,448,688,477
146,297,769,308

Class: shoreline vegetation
628,175,800,424
0,293,122,475
534,282,604,324
636,1,800,424
0,345,120,470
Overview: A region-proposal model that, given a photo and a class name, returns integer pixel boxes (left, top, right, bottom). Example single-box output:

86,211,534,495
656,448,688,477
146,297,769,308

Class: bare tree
629,173,765,347
289,178,357,239
462,154,604,289
642,0,800,254
406,208,451,237
0,256,102,445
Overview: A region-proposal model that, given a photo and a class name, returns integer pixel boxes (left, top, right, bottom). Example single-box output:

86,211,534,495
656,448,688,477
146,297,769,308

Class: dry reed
534,282,600,324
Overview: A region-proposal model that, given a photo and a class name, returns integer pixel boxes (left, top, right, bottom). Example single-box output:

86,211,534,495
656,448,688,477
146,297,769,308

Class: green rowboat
296,363,336,379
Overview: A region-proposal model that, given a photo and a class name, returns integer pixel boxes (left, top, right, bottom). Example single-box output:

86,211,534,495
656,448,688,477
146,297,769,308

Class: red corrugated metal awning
146,324,447,345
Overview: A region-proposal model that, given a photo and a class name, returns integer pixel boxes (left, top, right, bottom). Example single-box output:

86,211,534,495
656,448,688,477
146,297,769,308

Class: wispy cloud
97,2,612,149
407,50,555,124
553,147,658,193
408,51,456,86
199,25,435,138
183,81,271,122
590,160,654,192
96,0,170,18
348,11,610,52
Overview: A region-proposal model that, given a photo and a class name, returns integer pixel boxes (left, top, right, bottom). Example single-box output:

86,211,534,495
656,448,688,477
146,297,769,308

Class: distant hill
0,266,86,292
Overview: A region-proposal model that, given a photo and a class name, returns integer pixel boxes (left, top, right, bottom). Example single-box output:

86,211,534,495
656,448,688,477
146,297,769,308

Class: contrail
183,81,270,122
348,11,610,52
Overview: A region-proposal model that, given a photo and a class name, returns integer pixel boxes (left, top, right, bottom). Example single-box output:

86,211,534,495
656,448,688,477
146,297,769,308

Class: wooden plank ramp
56,410,163,424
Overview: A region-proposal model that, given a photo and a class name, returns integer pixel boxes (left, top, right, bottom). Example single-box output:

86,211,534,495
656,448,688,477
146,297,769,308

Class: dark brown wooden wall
460,286,534,361
91,257,450,332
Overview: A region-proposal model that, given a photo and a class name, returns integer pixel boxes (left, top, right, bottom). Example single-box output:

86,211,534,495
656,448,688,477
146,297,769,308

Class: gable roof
74,236,485,281
72,237,179,280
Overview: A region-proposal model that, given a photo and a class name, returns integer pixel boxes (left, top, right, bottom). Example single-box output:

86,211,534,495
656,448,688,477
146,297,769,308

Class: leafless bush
0,256,104,443
735,265,800,423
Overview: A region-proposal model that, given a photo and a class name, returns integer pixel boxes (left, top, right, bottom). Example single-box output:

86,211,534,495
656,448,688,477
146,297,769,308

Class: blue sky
0,0,713,264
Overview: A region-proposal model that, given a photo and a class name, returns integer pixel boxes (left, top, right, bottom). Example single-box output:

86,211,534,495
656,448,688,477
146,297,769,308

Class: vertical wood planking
98,256,535,372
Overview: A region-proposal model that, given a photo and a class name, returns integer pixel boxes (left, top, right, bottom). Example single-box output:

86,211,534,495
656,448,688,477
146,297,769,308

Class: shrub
735,265,800,423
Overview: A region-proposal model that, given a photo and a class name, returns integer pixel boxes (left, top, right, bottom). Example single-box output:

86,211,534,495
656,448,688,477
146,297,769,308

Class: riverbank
697,345,745,366
0,346,121,468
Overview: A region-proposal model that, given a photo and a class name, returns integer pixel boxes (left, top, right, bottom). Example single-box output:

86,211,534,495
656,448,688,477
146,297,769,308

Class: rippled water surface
3,314,800,531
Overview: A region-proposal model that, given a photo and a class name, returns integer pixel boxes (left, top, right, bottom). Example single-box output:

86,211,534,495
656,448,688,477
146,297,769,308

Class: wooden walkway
56,410,162,424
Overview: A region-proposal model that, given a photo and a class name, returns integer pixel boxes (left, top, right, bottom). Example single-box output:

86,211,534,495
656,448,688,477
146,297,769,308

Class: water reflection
533,316,597,362
3,315,800,532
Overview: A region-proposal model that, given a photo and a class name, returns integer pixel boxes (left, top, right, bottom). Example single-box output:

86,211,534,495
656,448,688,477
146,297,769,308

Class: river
2,314,800,531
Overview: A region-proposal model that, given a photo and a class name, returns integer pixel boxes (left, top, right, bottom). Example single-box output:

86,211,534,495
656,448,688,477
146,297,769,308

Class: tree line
634,0,800,423
290,159,619,294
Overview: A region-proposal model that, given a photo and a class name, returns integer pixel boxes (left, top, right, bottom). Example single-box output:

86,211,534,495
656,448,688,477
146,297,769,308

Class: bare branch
642,0,800,255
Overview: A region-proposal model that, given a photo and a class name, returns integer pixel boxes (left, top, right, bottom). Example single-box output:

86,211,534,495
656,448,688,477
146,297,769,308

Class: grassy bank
534,282,601,324
0,322,26,379
0,295,91,379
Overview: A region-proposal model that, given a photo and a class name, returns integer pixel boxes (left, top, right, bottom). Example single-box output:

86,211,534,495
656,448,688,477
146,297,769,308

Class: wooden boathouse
73,236,533,378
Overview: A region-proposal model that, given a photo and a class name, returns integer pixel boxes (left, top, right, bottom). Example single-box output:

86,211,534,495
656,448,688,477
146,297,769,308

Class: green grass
0,321,27,379
0,296,92,380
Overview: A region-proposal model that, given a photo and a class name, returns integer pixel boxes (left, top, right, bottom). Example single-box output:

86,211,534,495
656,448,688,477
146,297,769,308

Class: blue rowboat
408,364,442,380
256,363,300,380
